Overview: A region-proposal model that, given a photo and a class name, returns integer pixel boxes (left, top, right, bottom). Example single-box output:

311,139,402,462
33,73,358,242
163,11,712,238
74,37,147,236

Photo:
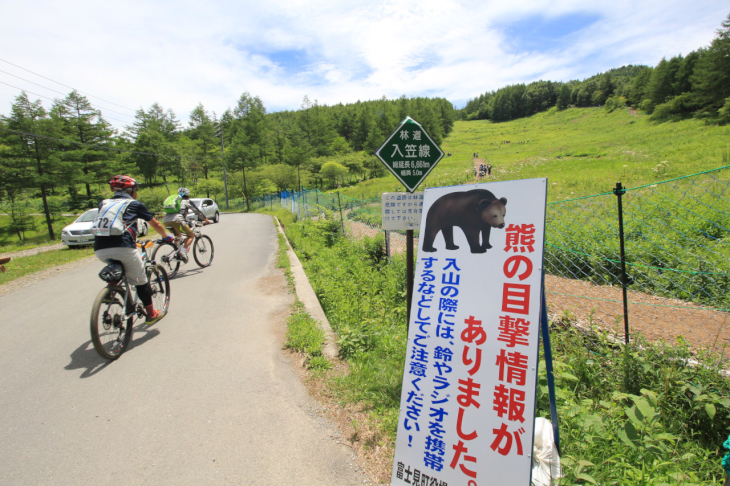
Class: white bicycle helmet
178,187,191,197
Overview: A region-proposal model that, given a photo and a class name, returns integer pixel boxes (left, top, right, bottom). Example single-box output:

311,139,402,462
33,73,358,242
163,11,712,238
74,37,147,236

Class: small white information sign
382,192,424,231
391,178,548,486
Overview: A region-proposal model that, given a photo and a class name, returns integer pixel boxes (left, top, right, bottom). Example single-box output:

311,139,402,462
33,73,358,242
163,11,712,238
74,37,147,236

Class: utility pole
217,123,229,210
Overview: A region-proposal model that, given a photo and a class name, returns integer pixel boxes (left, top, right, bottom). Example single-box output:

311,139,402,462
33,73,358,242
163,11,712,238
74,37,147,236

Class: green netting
254,166,730,351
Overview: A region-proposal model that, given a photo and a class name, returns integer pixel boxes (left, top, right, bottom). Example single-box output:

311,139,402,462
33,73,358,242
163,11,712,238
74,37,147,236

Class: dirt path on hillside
345,219,730,355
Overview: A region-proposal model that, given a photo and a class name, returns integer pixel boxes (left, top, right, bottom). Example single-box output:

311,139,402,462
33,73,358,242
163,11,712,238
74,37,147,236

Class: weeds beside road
278,211,730,484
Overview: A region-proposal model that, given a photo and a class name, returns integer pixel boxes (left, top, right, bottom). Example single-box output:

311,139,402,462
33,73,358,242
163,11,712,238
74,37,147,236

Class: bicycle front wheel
90,285,133,360
151,241,180,278
147,264,170,313
193,235,214,268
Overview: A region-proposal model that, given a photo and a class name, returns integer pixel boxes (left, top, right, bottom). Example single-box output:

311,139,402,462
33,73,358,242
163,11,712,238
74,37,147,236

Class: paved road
0,213,367,485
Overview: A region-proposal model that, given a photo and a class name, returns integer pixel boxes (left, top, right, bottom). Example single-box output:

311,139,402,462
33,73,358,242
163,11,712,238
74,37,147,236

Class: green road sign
375,116,444,193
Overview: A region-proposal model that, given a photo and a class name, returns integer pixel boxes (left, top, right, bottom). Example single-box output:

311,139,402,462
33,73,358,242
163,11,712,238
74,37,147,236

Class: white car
61,208,149,246
189,198,220,223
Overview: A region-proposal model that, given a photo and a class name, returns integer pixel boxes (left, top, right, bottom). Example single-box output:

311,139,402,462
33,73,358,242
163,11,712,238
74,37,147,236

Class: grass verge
284,301,331,371
274,214,331,371
0,247,95,285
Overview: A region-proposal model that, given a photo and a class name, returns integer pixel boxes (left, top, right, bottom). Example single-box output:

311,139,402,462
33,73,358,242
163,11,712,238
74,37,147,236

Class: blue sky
0,0,727,131
503,13,602,53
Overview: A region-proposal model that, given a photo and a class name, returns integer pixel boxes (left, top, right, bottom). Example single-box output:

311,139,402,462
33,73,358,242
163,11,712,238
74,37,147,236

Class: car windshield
191,201,200,207
76,209,98,222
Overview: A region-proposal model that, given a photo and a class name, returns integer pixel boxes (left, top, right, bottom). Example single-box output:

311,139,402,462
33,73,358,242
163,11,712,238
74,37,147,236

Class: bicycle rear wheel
193,235,214,267
147,264,170,313
151,241,180,278
90,285,133,360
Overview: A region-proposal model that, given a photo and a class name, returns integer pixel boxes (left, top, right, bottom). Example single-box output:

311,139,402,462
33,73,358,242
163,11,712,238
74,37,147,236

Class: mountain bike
90,241,170,360
151,218,214,278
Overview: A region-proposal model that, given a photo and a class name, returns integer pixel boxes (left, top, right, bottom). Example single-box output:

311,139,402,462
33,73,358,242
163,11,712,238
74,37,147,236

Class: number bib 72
92,199,134,237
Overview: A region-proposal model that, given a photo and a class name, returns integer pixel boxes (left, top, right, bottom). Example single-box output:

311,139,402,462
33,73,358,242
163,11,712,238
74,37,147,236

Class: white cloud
0,0,726,131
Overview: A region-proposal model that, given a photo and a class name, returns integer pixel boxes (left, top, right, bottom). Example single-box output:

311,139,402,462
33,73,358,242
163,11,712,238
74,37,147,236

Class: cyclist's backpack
91,199,134,237
163,194,182,214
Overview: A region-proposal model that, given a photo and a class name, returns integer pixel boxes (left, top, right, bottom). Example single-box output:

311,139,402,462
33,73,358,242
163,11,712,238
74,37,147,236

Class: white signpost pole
391,178,548,486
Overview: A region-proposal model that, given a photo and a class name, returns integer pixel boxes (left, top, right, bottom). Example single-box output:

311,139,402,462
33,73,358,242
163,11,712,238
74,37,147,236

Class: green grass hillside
339,106,730,201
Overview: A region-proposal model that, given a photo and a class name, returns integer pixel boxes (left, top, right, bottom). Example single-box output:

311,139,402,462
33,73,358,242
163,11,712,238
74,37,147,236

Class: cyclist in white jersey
162,187,211,262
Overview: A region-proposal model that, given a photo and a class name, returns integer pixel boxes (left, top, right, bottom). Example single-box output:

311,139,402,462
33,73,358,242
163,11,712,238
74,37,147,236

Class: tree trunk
9,198,24,241
40,183,54,240
33,140,55,240
242,158,250,212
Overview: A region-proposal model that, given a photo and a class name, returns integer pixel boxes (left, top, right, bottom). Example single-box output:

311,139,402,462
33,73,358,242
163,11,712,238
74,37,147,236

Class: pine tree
126,103,180,186
1,92,63,239
54,91,116,201
691,14,730,113
557,84,572,109
188,103,217,179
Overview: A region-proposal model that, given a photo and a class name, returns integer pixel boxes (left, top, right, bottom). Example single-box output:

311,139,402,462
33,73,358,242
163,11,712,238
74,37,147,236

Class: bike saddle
99,260,125,282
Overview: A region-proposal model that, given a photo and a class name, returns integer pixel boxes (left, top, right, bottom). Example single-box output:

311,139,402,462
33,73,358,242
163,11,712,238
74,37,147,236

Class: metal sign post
375,117,444,326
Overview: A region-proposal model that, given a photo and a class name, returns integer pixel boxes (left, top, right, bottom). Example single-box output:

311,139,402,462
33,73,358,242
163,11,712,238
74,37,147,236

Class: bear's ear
478,199,491,210
499,197,507,206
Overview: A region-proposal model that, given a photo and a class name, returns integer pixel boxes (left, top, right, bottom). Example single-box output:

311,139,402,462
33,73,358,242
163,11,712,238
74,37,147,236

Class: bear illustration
421,189,507,253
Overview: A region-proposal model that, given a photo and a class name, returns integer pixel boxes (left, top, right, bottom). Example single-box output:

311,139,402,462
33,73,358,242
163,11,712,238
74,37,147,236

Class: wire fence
246,166,730,355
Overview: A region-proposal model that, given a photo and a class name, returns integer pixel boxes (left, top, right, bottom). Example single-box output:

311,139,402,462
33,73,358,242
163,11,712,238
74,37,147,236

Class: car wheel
140,222,148,236
214,212,220,223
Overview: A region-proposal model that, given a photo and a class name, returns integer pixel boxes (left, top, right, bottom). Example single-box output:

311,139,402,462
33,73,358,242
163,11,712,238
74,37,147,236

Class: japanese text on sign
382,192,424,231
391,179,547,486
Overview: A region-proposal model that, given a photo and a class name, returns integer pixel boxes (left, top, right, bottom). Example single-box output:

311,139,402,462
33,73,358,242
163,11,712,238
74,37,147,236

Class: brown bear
421,189,507,253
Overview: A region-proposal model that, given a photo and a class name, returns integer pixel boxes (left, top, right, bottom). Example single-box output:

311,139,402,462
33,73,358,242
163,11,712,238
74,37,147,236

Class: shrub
651,93,698,121
605,95,627,113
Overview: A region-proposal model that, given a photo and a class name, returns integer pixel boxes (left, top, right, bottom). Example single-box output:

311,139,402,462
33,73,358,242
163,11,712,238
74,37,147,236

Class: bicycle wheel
147,264,170,313
151,241,180,278
193,235,214,267
90,285,133,360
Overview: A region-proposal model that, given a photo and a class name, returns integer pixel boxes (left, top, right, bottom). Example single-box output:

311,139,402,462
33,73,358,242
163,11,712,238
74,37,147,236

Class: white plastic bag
532,417,562,486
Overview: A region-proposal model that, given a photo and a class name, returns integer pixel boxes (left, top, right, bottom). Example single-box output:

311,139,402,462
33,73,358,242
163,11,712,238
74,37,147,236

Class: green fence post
337,192,345,235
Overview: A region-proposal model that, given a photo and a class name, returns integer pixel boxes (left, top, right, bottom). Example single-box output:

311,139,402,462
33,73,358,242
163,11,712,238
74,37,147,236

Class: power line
0,69,135,119
0,81,133,126
0,127,217,162
0,57,137,112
